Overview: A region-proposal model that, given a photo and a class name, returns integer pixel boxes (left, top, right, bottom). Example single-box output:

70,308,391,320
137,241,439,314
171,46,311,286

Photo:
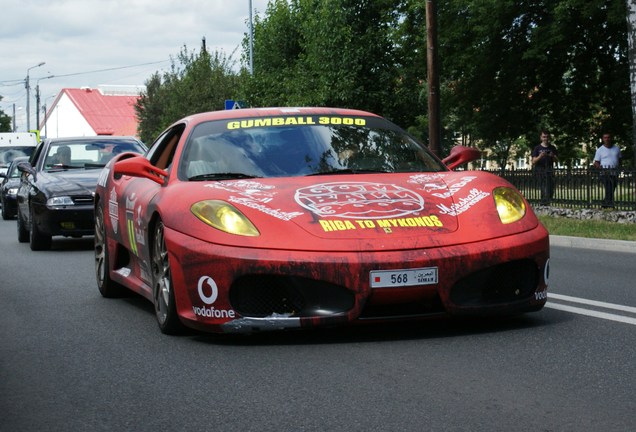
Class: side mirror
113,155,168,185
17,161,36,176
442,145,481,170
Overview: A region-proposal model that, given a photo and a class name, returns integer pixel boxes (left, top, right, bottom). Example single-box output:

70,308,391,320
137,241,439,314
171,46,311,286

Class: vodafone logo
197,276,218,305
193,276,236,319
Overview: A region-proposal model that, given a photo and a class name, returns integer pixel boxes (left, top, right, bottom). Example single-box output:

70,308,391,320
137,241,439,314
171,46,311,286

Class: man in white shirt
593,133,622,208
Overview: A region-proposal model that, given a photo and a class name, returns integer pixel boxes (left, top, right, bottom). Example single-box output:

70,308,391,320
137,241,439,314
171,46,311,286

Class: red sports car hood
163,171,539,252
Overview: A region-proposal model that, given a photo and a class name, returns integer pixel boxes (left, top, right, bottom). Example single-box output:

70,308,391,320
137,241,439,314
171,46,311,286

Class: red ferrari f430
94,107,549,334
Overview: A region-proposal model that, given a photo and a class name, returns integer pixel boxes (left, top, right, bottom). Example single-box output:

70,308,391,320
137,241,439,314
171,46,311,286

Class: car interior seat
185,138,220,179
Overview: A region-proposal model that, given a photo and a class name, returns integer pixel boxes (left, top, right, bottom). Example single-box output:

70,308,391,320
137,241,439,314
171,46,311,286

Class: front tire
95,204,125,297
151,220,182,334
17,210,29,243
29,209,52,251
1,197,11,220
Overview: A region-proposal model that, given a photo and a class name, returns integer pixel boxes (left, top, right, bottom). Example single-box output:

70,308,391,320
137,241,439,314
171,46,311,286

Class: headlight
7,187,18,197
191,200,260,237
47,196,75,207
493,187,526,224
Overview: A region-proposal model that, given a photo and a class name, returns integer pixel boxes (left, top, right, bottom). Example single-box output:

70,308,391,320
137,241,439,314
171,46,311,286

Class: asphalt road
1,218,635,432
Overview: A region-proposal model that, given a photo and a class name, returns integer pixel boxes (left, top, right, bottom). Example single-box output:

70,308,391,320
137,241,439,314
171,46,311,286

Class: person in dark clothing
531,130,558,205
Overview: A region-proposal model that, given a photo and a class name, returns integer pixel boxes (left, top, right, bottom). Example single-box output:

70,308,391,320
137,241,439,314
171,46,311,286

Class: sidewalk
550,235,636,254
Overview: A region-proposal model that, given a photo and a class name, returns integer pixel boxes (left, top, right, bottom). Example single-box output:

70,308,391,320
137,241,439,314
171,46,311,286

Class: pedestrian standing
593,132,622,208
531,130,558,205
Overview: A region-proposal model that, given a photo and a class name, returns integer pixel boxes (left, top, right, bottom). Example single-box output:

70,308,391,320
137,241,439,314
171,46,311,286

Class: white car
0,132,38,177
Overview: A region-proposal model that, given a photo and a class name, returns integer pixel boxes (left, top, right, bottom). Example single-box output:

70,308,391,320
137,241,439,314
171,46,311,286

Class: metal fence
485,168,636,211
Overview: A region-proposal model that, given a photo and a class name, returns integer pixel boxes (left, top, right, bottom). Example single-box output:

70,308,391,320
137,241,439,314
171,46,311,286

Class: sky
0,0,270,131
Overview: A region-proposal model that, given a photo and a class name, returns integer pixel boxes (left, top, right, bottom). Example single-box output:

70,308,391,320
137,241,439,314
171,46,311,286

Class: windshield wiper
47,164,84,171
305,168,389,176
188,172,260,181
84,162,107,168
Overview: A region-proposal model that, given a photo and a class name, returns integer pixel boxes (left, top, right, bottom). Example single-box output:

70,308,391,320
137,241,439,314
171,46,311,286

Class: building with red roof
41,85,143,139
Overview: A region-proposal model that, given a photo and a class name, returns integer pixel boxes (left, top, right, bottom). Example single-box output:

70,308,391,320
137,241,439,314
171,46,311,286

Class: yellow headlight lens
191,200,260,236
493,187,526,224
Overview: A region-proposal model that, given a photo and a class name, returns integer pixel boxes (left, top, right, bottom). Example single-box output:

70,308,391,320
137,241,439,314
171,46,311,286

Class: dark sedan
17,136,146,250
0,156,29,220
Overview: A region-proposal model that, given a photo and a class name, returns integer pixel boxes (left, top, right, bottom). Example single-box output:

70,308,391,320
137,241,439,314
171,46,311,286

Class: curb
550,235,636,254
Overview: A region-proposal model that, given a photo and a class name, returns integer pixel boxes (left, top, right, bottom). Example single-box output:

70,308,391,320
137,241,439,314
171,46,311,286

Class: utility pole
249,0,254,75
626,0,636,167
426,0,442,156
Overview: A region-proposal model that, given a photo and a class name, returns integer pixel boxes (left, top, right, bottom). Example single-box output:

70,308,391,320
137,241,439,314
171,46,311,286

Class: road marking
549,293,636,314
546,293,636,326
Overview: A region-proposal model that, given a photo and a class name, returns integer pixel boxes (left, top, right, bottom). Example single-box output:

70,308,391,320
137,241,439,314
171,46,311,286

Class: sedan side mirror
17,162,36,180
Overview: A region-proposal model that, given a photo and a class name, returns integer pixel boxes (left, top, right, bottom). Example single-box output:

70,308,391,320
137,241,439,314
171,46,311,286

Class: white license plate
370,267,438,288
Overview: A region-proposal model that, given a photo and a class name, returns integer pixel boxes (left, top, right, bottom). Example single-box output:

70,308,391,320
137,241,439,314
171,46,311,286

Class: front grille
229,275,355,318
449,259,539,307
359,292,445,319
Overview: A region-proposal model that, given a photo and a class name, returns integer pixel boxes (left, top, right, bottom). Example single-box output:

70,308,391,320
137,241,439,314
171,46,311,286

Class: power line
1,59,170,87
48,60,170,79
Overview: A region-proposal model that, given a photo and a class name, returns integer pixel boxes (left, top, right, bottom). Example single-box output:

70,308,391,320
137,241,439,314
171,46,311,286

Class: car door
112,124,186,285
16,140,47,226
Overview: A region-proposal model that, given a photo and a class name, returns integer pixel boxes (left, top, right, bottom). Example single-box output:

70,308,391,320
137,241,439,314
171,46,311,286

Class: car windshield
0,146,35,168
44,139,146,170
8,158,27,178
179,114,446,180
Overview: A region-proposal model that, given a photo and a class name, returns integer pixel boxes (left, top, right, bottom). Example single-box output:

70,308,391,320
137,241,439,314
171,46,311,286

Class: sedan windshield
44,139,146,171
180,115,446,180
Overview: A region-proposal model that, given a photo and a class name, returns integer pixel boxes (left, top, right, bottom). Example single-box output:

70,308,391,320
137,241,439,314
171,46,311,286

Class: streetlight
12,105,23,132
25,62,45,131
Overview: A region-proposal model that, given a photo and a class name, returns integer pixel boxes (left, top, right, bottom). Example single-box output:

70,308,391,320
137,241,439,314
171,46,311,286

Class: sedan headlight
191,200,260,237
47,196,75,208
493,187,526,224
7,187,18,197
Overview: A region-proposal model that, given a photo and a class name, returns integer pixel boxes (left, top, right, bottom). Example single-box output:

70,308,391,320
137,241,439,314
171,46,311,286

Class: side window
146,124,186,170
29,141,46,167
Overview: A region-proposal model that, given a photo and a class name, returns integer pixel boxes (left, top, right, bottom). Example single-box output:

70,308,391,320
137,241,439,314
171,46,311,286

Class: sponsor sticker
205,181,303,221
295,182,425,219
226,116,366,130
192,276,236,319
108,188,118,234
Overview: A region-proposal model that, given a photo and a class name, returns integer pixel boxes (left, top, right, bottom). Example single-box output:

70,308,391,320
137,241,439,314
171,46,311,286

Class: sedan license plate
370,267,438,288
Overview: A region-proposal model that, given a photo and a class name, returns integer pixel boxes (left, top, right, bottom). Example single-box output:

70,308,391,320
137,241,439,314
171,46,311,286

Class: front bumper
2,194,18,216
164,225,550,333
32,202,95,237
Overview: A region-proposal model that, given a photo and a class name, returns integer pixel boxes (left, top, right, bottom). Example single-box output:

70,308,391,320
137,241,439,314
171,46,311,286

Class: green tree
246,0,403,121
134,1,632,166
0,97,12,132
434,0,631,165
136,43,241,143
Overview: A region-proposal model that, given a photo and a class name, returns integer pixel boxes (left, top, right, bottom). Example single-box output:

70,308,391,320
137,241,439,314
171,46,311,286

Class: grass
538,215,636,242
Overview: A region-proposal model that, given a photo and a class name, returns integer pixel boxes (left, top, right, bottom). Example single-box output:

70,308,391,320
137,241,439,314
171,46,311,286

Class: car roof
45,136,141,143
